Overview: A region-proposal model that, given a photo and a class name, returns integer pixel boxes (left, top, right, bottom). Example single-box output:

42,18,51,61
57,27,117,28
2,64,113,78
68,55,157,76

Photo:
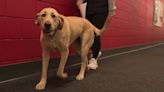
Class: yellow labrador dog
35,7,106,90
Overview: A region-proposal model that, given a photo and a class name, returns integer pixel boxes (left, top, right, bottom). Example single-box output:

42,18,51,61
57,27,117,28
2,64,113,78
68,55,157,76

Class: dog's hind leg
76,46,89,80
76,31,93,80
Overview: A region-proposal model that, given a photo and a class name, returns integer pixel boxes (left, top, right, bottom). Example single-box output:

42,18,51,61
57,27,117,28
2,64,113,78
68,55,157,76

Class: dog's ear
35,13,41,25
57,16,64,30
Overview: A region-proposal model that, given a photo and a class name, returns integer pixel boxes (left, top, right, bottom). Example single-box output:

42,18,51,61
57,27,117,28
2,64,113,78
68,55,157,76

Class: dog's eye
42,14,46,17
51,15,56,18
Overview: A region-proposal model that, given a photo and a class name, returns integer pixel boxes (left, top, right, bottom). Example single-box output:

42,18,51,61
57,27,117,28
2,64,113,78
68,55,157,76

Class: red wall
0,0,164,66
101,0,164,49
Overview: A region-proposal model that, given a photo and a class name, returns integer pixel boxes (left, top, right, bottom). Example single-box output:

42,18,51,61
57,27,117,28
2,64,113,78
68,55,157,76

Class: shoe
88,58,98,70
90,51,102,60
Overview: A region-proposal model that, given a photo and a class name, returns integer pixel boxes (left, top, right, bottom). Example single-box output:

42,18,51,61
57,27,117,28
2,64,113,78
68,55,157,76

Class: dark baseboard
0,42,162,82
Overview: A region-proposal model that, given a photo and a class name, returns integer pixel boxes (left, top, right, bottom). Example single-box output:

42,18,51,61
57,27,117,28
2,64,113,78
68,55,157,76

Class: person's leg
91,36,101,59
86,12,108,69
88,12,108,58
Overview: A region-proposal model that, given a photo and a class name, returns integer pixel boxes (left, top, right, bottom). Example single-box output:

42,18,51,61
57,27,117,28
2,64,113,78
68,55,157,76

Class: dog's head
35,8,64,35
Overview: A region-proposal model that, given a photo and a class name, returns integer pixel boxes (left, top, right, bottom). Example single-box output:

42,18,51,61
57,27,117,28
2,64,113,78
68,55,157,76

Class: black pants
86,12,108,59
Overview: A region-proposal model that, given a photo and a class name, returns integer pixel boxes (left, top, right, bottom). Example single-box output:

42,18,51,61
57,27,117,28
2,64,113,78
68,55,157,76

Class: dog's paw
35,81,46,90
57,72,68,79
76,74,84,80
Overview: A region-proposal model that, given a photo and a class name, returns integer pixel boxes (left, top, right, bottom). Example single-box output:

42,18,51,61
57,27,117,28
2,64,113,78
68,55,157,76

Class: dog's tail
94,19,109,36
94,25,109,36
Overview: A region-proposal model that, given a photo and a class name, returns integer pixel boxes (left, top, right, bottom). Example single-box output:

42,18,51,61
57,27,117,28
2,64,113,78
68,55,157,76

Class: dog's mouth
43,23,52,33
43,29,52,33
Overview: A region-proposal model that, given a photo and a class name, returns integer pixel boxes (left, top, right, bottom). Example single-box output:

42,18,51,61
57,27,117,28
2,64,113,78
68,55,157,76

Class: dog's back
65,16,101,36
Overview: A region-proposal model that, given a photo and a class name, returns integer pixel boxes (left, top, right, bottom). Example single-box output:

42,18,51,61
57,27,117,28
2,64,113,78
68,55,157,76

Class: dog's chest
42,38,64,51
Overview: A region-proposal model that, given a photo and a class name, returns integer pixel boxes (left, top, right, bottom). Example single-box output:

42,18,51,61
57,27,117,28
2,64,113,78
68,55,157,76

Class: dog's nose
44,23,51,31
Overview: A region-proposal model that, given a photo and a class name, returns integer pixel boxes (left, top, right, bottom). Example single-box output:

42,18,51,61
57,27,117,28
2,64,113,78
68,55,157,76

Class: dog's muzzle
44,23,52,33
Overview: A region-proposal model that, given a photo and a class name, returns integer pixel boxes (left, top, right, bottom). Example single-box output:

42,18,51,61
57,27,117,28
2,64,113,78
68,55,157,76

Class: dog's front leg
36,49,50,90
57,48,69,79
